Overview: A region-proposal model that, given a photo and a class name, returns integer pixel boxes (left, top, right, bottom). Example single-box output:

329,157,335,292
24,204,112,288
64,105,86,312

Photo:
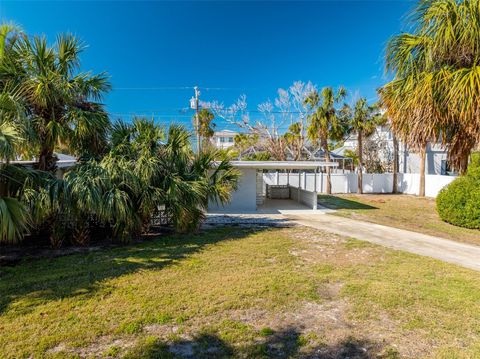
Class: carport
208,161,338,214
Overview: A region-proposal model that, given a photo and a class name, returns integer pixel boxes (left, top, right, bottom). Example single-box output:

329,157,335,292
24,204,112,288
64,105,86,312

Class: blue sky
0,1,413,130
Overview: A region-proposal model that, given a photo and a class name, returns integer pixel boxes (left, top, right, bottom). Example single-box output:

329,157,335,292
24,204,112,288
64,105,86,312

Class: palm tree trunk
324,140,332,195
419,142,427,197
38,146,56,172
459,155,469,175
392,133,399,193
357,131,363,194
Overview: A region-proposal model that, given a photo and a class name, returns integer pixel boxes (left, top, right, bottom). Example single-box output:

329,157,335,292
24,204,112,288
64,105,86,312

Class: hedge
436,153,480,229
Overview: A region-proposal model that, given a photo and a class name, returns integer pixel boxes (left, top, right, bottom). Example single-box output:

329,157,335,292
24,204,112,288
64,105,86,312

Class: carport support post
287,170,289,185
275,171,279,185
314,167,317,192
298,171,301,202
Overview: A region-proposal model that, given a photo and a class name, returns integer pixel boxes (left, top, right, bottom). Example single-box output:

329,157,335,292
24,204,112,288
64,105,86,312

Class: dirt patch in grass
289,230,385,267
47,336,138,358
318,193,480,246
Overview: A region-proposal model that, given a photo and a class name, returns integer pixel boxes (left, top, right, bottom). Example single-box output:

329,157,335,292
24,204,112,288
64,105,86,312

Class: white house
210,130,238,149
334,124,453,175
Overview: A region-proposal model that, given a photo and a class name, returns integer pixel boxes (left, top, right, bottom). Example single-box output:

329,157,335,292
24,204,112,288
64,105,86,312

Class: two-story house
210,130,237,149
334,124,453,175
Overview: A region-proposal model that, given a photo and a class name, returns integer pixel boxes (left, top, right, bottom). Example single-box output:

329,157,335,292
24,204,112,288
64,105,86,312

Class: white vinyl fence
263,172,457,198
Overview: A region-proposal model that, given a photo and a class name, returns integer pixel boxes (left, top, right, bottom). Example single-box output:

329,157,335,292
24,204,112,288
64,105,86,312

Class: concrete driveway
286,213,480,272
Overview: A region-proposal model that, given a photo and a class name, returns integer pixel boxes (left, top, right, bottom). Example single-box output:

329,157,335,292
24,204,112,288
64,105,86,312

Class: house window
441,160,456,175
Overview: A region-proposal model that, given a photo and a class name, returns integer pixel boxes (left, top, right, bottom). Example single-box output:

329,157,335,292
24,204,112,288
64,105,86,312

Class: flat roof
229,161,338,169
213,130,237,135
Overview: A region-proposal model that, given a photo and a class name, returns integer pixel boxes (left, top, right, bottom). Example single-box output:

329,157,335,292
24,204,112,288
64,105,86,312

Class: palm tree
107,120,239,234
197,108,215,151
380,74,439,197
0,22,22,63
0,163,57,244
284,122,303,160
348,98,384,194
0,26,31,243
65,158,142,244
120,117,165,232
158,125,239,232
0,93,24,162
2,33,111,170
380,0,480,195
305,87,347,194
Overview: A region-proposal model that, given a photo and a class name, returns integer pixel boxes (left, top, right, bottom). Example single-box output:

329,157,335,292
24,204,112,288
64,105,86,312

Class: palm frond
0,196,29,243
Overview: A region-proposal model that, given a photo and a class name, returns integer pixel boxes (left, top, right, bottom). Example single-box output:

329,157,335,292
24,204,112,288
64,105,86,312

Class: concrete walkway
286,213,480,272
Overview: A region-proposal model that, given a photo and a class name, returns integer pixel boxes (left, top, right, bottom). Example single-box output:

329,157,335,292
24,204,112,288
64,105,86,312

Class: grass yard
318,194,480,246
1,226,480,358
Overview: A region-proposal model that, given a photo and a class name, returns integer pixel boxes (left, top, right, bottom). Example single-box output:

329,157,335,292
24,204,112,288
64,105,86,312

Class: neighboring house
210,130,237,149
333,124,453,175
1,153,77,178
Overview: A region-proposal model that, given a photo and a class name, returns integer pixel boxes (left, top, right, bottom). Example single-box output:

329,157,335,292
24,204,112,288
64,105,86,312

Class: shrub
436,154,480,229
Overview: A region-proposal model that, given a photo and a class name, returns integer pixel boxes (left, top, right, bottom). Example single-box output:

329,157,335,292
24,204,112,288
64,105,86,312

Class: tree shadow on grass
0,227,273,315
124,327,397,358
317,195,378,211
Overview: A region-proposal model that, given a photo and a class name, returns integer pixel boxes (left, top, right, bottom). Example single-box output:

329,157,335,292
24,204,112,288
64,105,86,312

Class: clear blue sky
1,1,413,130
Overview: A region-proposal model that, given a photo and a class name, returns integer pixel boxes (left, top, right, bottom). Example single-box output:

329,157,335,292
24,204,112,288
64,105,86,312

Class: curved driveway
287,213,480,272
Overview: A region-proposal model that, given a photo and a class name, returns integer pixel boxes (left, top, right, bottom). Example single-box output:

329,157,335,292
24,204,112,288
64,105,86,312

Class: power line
109,113,193,118
114,86,194,91
112,86,252,91
109,109,310,115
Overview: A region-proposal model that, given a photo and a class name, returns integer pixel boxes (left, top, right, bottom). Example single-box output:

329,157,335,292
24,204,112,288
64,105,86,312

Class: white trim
228,161,338,169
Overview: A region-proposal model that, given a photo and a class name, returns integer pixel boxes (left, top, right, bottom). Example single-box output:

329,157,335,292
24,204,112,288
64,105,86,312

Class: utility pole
190,86,201,155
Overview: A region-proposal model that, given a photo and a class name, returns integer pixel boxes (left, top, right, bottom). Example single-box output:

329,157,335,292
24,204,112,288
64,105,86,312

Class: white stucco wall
208,168,257,213
289,186,318,209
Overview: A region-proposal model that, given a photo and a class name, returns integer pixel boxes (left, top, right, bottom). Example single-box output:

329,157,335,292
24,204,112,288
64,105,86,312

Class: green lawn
1,226,480,358
318,194,480,246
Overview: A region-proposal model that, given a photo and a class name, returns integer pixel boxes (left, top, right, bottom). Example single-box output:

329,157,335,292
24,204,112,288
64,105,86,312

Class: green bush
436,153,480,229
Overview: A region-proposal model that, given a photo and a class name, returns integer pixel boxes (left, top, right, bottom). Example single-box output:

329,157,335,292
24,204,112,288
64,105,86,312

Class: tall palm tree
0,24,31,243
305,87,347,194
380,73,440,196
380,0,480,195
197,108,215,151
348,98,384,194
2,34,111,170
284,122,303,160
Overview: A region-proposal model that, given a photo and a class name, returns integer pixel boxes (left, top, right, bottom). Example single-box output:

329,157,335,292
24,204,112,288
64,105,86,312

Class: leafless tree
201,81,316,160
